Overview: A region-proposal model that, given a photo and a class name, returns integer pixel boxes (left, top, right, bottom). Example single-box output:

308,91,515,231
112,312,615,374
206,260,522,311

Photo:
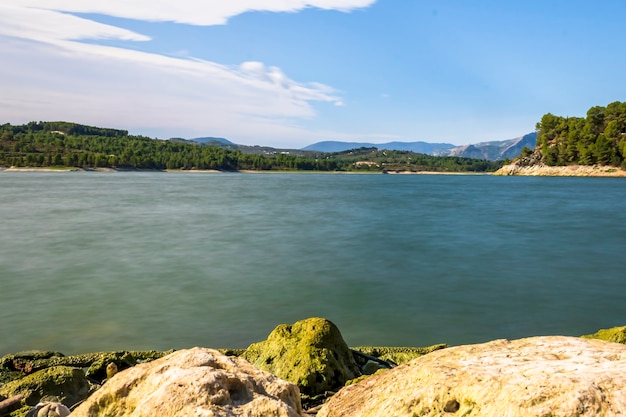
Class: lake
1,172,625,355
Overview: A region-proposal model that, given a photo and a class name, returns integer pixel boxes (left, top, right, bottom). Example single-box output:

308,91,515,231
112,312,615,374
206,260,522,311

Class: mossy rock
0,366,92,409
0,351,64,372
242,317,360,396
581,325,626,344
85,350,170,382
351,344,448,365
0,368,26,385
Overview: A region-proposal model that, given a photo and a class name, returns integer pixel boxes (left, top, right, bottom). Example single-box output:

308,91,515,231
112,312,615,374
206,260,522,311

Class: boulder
0,366,92,409
319,336,626,417
70,347,302,417
582,325,626,344
242,318,360,397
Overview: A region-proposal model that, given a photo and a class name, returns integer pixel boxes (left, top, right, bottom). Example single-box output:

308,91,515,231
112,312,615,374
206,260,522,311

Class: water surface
1,172,625,355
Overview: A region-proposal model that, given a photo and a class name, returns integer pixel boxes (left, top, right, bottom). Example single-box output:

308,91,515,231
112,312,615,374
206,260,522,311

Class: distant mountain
169,132,537,161
440,132,537,160
301,141,455,154
170,136,317,157
302,132,537,161
192,137,233,145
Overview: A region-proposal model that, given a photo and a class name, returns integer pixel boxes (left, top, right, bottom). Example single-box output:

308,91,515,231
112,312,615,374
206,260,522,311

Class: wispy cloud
0,1,375,144
15,0,376,25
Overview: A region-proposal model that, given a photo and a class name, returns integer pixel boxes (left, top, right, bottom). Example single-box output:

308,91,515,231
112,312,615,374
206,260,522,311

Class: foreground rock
71,347,302,417
0,350,169,384
0,366,92,414
242,318,360,398
319,336,626,417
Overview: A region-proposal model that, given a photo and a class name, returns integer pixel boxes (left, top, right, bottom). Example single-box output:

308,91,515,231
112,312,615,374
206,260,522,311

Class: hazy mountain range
302,132,537,161
175,132,537,161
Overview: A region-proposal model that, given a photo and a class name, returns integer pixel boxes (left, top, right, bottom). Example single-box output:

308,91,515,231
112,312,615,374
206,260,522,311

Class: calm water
1,172,625,355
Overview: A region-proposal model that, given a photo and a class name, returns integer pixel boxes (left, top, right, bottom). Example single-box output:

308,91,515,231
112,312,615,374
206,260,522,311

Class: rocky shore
1,318,625,417
493,163,626,177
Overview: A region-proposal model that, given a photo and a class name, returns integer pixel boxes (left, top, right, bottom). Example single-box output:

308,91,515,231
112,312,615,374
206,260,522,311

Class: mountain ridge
301,132,537,161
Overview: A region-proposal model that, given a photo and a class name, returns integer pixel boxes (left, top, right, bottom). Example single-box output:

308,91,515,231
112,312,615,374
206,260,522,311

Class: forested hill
523,101,626,168
0,121,502,172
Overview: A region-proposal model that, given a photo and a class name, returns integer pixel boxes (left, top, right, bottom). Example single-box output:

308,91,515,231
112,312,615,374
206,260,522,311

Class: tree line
534,101,626,168
0,121,502,172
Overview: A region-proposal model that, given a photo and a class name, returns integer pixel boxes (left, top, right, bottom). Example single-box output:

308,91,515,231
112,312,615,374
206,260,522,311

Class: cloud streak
17,0,376,25
0,1,375,145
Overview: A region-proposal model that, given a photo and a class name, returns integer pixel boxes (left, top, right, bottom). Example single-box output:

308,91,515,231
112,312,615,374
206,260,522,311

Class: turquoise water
1,172,625,355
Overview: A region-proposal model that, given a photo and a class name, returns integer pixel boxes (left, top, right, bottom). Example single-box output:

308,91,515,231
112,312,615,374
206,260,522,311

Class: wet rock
71,347,302,417
582,324,626,344
0,366,92,410
319,336,626,417
242,317,360,397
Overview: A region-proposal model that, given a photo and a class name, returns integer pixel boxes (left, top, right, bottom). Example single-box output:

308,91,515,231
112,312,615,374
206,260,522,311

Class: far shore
4,164,626,176
1,166,488,175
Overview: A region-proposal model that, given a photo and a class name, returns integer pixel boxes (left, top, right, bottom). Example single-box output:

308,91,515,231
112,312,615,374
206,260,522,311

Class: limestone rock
242,318,360,397
494,163,626,177
319,336,626,417
70,347,302,417
582,324,626,344
0,366,91,409
26,401,71,417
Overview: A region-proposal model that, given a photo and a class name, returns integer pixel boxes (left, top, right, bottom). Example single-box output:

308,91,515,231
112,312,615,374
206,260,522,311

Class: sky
1,1,625,148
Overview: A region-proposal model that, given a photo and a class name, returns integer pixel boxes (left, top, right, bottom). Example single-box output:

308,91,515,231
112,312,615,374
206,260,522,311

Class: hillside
0,121,502,173
502,101,626,170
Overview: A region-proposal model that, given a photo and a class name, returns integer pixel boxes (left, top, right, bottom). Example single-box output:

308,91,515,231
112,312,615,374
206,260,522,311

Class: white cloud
13,0,376,26
0,3,149,43
0,0,376,145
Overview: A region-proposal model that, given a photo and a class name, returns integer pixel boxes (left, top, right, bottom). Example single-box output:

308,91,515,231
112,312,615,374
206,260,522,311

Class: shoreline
6,165,626,176
493,163,626,177
0,166,489,175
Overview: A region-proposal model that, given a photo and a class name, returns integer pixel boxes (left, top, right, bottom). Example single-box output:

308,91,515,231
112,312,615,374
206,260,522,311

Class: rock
26,402,71,417
493,163,626,177
70,347,302,417
84,351,170,383
582,325,626,344
0,394,25,416
1,350,169,384
242,318,360,397
319,336,626,417
0,351,64,376
351,344,447,367
0,366,92,410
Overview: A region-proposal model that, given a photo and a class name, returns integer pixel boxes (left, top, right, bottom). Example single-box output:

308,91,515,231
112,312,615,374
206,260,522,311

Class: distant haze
300,132,537,161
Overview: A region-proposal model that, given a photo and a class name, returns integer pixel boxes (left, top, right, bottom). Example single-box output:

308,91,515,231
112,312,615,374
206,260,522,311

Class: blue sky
1,1,625,148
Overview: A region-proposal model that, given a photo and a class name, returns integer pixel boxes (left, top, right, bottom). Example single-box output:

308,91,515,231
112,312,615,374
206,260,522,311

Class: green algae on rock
0,366,92,410
351,345,448,366
582,325,626,344
242,317,360,397
0,350,171,386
